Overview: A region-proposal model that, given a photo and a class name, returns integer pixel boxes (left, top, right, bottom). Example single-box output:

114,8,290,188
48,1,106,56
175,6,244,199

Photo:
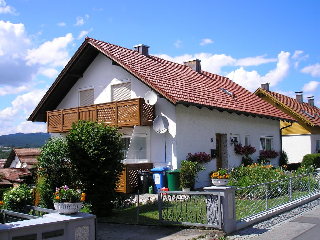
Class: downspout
280,121,293,151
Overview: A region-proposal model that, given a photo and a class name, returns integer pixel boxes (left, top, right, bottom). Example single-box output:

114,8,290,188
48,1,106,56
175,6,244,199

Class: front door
216,134,222,170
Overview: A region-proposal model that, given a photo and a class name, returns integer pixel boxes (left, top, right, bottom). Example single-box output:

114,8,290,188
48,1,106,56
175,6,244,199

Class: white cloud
155,53,192,64
0,85,29,96
75,16,84,26
85,14,89,19
25,33,74,67
16,121,46,133
200,38,213,46
292,50,309,69
57,22,66,27
301,63,320,77
0,107,18,121
0,0,18,15
40,68,58,78
227,51,290,91
195,53,235,75
235,55,277,66
174,39,182,48
302,81,320,92
12,88,47,116
78,28,93,40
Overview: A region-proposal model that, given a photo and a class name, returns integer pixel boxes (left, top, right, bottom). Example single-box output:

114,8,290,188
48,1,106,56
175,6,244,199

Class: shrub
259,149,279,159
279,150,289,166
242,156,254,166
186,152,212,164
301,153,320,168
3,184,33,212
234,143,256,156
180,160,205,189
286,163,301,171
67,120,124,216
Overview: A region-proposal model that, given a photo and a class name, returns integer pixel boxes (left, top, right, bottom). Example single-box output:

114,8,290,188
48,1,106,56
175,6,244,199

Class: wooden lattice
47,98,155,133
116,163,153,193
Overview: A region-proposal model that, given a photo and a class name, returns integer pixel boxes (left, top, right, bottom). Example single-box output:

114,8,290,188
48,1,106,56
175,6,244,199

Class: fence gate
158,191,222,229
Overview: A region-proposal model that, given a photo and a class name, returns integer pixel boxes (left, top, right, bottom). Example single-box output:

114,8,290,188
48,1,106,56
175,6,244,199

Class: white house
28,38,293,188
255,84,320,163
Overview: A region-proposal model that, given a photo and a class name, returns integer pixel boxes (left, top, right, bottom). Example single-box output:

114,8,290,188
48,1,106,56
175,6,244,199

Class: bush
67,121,124,216
3,184,34,212
37,136,74,208
186,152,212,164
180,160,205,189
301,153,320,168
286,163,301,171
279,150,289,166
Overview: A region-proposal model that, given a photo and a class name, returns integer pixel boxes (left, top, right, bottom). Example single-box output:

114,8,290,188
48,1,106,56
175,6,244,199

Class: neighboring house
0,168,32,188
255,83,320,163
28,38,293,188
0,159,6,168
4,148,40,169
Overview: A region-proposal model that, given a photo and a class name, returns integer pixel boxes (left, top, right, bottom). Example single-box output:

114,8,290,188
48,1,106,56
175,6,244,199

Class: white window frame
260,136,274,151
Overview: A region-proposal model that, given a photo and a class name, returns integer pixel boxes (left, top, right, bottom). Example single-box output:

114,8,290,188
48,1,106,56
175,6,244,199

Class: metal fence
158,191,222,228
235,173,320,221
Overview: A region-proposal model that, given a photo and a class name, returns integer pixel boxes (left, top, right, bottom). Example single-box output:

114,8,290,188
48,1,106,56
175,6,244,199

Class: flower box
211,179,229,186
54,202,83,214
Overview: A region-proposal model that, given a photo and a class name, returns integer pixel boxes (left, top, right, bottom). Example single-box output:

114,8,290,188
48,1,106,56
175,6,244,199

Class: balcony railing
47,98,155,133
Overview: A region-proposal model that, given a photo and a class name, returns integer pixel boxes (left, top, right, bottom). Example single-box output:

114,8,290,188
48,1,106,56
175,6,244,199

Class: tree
37,136,73,208
66,121,123,216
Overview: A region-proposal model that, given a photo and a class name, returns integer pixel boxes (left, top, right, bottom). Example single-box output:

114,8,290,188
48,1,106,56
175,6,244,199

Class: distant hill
0,133,50,148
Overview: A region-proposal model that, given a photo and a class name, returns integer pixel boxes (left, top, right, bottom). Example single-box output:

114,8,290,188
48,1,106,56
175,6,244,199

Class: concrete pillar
204,186,236,234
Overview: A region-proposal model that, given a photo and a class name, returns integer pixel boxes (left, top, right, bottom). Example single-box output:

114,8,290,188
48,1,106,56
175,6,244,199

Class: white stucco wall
175,105,281,188
282,134,312,163
55,53,177,168
9,156,21,168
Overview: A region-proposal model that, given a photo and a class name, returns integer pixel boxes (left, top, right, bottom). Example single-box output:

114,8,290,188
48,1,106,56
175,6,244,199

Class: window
79,88,94,106
121,137,131,159
245,135,250,146
316,140,320,153
260,136,273,151
112,82,131,101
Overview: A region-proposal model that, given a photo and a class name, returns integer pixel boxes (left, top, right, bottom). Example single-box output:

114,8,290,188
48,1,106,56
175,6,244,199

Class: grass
98,203,159,225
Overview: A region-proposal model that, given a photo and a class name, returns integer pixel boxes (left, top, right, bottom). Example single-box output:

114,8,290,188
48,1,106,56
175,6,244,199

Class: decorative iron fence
158,191,221,229
235,173,320,221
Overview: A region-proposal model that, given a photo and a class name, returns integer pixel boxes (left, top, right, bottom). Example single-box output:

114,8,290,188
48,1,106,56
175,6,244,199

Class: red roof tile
0,168,32,182
29,38,295,122
258,89,320,127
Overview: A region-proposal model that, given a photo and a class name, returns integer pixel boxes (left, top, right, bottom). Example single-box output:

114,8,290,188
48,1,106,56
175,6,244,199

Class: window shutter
112,82,131,101
79,89,94,106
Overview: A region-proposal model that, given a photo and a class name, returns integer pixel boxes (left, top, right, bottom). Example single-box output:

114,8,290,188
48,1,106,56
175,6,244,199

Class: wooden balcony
47,98,155,133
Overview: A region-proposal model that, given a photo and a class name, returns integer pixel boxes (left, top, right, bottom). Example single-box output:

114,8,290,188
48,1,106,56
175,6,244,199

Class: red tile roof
29,38,294,122
13,148,40,169
0,168,32,183
257,88,320,127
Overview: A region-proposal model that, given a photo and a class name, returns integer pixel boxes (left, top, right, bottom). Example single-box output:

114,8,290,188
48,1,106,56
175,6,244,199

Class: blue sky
0,0,319,135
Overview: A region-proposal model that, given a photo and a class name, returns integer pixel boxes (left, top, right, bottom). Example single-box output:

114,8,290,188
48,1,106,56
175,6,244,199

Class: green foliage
67,120,124,216
180,160,205,189
279,150,289,166
241,156,254,166
37,136,74,208
301,153,320,168
0,148,11,159
3,184,33,212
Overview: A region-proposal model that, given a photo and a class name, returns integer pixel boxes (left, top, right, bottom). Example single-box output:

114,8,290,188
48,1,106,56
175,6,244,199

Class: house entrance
216,133,228,170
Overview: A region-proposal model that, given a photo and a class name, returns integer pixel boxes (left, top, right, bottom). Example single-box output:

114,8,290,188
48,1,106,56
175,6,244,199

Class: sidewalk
97,198,320,240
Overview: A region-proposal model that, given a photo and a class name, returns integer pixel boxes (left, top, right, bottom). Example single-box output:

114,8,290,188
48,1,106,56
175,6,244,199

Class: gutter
280,122,293,151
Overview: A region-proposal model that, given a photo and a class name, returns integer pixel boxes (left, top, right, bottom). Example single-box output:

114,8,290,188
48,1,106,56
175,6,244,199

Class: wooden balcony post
95,104,98,121
77,107,79,121
46,111,49,133
115,101,118,126
60,109,63,132
138,98,142,126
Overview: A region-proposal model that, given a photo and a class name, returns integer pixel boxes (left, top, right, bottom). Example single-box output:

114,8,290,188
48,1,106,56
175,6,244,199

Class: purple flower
56,187,60,192
63,185,69,191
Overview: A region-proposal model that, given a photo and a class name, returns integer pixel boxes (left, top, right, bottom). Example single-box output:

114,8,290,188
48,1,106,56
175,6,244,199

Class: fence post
289,178,292,202
204,186,236,234
308,174,311,195
316,168,320,191
265,183,268,210
158,191,162,223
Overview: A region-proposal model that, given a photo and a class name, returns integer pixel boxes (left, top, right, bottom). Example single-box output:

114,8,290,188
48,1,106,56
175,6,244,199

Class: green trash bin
167,169,181,191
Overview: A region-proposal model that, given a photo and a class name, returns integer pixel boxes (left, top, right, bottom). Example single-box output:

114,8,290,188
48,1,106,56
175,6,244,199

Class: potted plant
53,185,86,214
180,160,205,191
210,168,229,186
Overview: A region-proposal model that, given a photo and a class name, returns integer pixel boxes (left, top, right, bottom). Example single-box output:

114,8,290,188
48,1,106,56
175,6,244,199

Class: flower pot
211,179,229,186
54,202,83,214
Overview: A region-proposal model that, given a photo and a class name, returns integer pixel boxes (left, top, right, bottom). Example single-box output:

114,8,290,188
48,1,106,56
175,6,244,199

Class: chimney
308,96,315,107
134,44,149,57
184,59,201,73
261,83,270,91
295,91,303,104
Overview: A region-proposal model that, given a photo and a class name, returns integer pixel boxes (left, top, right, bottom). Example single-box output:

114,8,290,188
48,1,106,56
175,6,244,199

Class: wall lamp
230,137,238,145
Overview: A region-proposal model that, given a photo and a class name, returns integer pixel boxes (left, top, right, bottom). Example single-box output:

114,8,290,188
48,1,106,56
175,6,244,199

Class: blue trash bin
151,167,169,193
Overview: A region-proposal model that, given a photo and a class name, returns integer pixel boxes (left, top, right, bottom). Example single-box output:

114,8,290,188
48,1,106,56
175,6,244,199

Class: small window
112,82,131,101
260,136,273,151
121,137,131,159
316,140,320,153
79,88,94,106
245,135,250,146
